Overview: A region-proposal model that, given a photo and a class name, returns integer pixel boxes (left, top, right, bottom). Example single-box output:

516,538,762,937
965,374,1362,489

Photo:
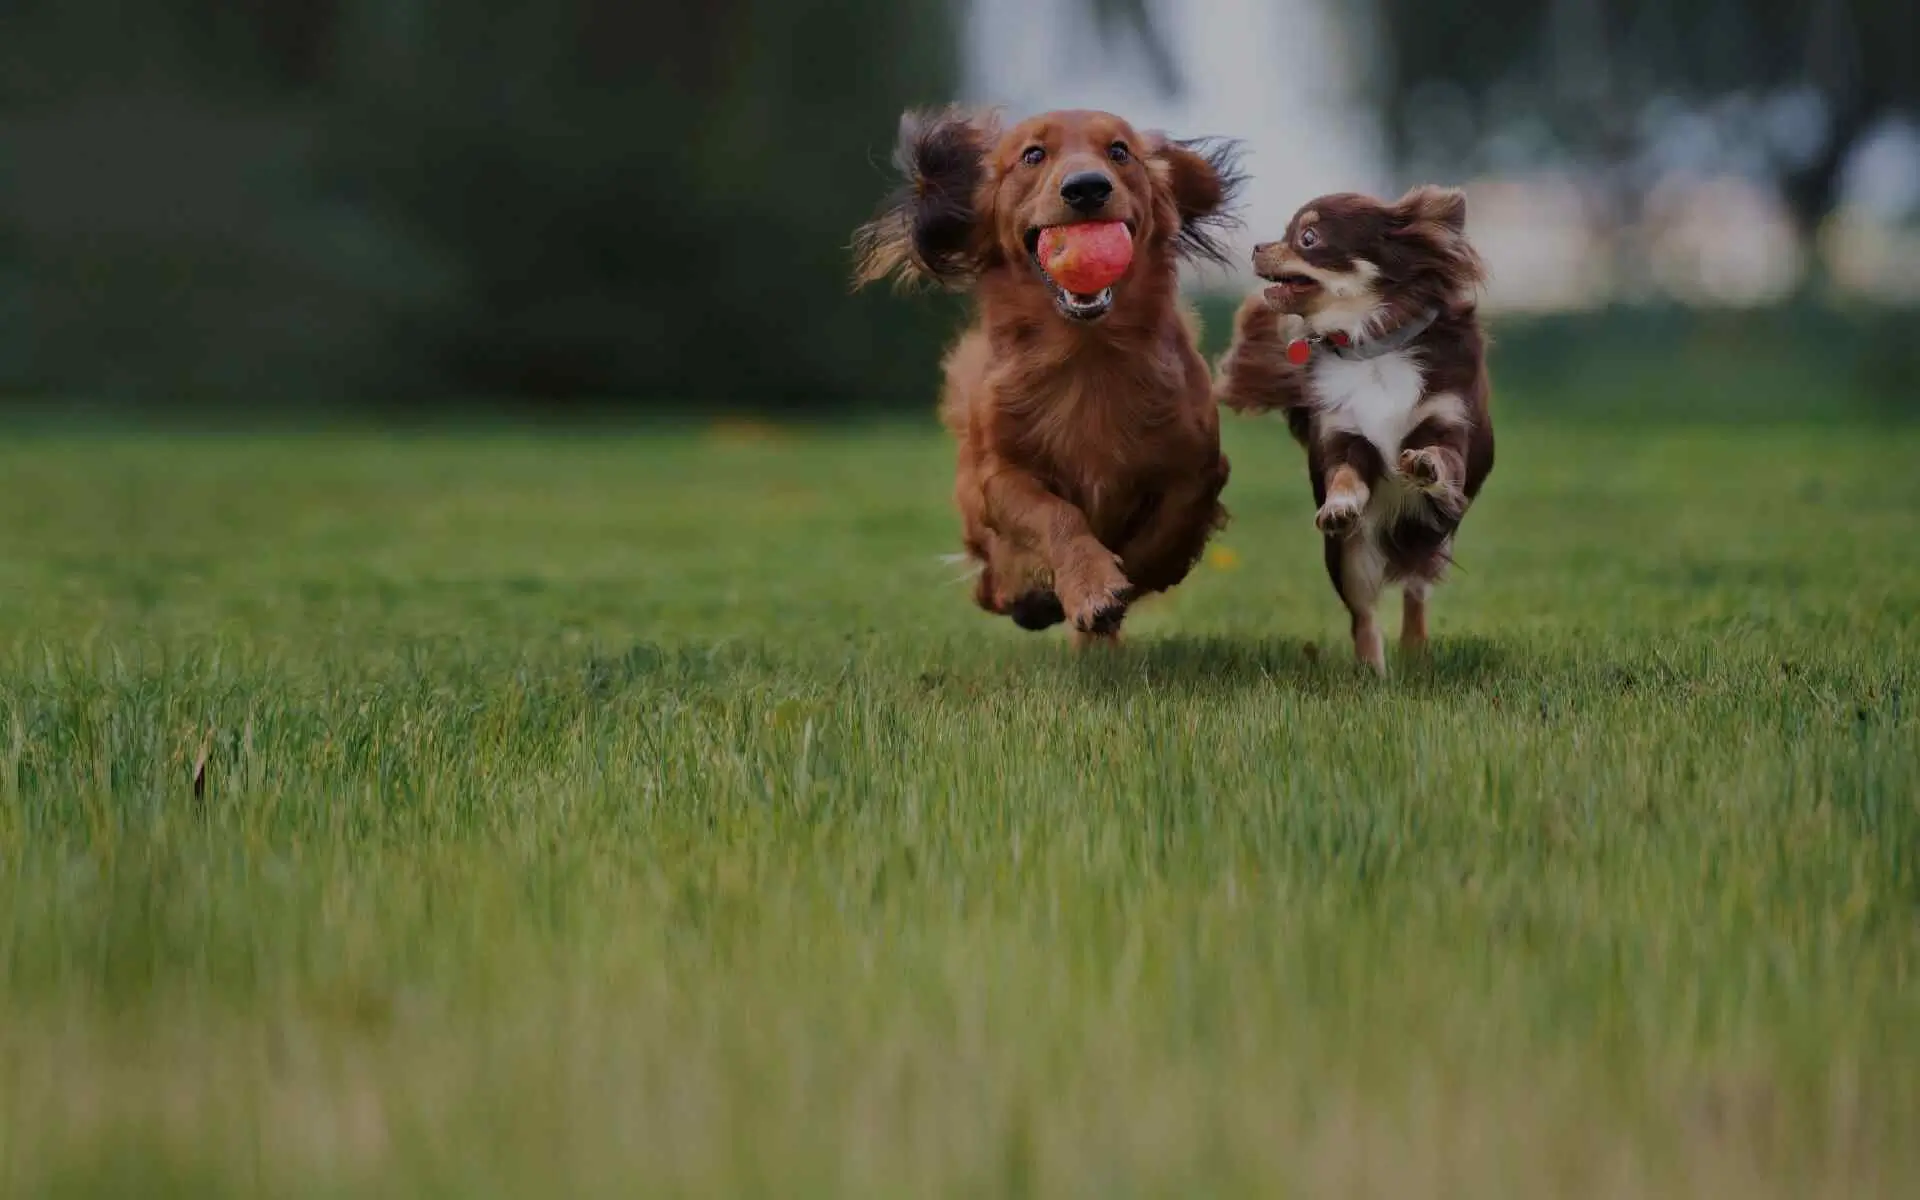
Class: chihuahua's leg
1400,580,1430,657
1313,432,1389,674
1396,393,1474,524
1314,430,1383,541
1324,532,1388,675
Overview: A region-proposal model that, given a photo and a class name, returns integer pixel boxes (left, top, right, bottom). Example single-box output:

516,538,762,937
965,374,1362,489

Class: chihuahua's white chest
1309,350,1426,460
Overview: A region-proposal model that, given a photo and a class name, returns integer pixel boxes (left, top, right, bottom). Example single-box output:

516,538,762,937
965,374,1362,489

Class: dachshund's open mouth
1024,225,1132,322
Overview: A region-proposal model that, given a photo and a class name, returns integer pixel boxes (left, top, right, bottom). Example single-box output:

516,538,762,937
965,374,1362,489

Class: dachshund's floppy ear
853,107,1001,290
1146,135,1246,267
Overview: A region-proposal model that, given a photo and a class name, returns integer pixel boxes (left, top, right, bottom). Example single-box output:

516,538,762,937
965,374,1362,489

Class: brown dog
855,109,1242,644
1217,187,1493,673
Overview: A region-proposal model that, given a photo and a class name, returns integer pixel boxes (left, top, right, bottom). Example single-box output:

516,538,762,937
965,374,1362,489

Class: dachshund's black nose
1060,171,1114,213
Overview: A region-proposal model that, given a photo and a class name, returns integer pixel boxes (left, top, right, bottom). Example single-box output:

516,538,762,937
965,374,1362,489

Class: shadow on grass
571,631,1518,705
1056,632,1514,698
1393,636,1514,693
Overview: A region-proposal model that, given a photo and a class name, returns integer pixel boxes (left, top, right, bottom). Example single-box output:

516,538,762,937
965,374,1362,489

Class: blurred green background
0,0,1915,416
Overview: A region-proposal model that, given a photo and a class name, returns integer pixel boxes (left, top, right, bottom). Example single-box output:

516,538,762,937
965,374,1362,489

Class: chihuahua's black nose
1060,171,1114,213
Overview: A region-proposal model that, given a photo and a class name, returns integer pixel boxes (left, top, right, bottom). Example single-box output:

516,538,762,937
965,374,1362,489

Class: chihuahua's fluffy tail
1215,295,1312,444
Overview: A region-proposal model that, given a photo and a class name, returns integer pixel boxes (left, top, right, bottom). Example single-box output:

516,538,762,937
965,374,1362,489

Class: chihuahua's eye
1021,145,1046,167
1108,140,1131,165
1298,227,1320,249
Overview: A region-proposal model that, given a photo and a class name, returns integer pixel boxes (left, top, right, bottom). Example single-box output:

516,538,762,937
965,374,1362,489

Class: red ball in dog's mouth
1036,222,1134,296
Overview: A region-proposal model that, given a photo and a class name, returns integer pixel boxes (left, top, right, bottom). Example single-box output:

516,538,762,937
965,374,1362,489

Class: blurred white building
964,0,1918,309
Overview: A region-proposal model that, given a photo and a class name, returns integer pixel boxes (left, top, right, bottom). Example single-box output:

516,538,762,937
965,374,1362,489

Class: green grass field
1,409,1916,1197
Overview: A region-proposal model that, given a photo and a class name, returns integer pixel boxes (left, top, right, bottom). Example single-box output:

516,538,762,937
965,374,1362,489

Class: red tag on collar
1329,331,1352,347
1285,339,1312,366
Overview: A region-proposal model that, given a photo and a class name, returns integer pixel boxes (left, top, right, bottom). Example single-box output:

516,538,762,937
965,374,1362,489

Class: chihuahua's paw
1398,447,1443,489
1315,494,1365,539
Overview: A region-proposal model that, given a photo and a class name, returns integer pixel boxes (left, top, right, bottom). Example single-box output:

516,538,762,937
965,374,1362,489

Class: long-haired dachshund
855,109,1243,645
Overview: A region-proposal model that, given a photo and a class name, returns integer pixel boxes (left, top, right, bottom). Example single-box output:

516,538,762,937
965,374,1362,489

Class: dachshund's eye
1108,141,1131,165
1021,145,1046,167
1298,227,1320,249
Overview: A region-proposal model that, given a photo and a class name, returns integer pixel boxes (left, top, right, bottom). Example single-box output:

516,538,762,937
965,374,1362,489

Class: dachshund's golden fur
856,109,1243,642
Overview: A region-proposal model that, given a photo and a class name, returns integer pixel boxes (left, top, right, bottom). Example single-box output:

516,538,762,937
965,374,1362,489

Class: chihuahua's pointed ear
1390,185,1468,240
1387,184,1484,293
852,107,1001,290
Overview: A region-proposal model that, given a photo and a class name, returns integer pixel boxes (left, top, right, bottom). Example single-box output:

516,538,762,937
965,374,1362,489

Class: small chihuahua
1217,187,1493,674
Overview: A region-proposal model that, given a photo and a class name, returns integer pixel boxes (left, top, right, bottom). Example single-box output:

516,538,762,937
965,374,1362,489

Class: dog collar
1286,307,1440,366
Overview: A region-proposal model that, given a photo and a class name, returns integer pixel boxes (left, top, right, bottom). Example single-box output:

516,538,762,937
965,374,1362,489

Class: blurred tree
1370,0,1918,260
314,0,965,406
0,0,966,408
